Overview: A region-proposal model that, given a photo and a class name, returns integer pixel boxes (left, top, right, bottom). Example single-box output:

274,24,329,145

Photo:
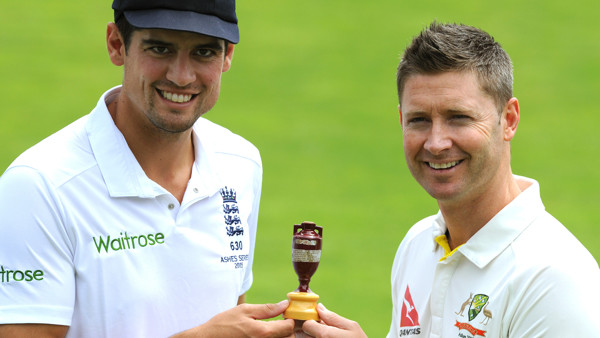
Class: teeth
160,90,192,103
428,161,459,169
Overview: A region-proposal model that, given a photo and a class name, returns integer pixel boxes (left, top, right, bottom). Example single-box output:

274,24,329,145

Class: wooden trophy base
284,291,320,321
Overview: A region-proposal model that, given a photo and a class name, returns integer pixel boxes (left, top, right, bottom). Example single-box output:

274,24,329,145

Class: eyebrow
141,38,224,51
446,108,471,114
141,38,173,46
402,106,473,117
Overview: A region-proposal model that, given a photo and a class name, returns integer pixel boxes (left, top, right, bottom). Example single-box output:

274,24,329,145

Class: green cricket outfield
1,1,598,336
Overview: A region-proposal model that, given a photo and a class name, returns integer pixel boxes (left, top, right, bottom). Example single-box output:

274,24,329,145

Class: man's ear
398,105,403,125
222,43,235,73
106,22,125,66
503,97,520,141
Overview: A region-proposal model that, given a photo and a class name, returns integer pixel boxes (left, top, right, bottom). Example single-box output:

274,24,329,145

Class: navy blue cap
112,0,239,44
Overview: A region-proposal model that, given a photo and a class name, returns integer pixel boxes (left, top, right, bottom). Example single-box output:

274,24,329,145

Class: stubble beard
145,88,212,135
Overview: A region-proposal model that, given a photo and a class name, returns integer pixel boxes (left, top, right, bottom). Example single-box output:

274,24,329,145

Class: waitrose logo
93,231,165,253
1,265,44,283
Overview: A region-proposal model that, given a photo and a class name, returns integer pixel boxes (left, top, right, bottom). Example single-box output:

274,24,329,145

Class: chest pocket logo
220,186,243,237
468,294,489,321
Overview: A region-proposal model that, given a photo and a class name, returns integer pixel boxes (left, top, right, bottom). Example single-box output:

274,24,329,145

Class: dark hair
115,11,139,52
397,22,513,113
114,11,230,55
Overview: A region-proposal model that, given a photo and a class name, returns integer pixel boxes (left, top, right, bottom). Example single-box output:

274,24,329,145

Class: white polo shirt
0,86,262,337
388,176,600,338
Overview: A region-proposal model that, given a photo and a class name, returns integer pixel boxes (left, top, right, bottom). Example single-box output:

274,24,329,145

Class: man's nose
166,54,196,87
424,122,452,155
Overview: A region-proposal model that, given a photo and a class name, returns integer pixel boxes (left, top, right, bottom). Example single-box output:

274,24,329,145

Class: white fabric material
388,176,600,338
0,86,262,337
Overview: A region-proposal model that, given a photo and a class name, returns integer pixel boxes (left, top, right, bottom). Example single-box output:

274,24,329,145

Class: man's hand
171,300,295,338
301,304,367,338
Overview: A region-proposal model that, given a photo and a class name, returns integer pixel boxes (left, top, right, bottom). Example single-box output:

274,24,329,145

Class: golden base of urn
283,291,320,321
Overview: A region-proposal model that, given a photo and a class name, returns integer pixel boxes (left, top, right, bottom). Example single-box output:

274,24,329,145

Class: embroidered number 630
230,241,243,251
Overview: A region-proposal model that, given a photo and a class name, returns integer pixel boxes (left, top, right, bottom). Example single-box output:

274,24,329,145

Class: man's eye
150,46,170,54
195,49,215,57
452,114,470,119
408,117,427,124
451,115,471,121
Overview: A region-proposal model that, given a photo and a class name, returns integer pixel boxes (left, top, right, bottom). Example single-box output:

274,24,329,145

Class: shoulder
390,215,439,291
392,215,438,264
402,215,438,245
507,211,600,316
194,118,261,167
511,211,598,270
506,228,600,334
5,116,95,188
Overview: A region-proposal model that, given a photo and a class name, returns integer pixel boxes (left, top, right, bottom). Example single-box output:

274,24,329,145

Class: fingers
302,304,366,338
315,304,353,329
266,300,290,315
241,300,290,320
264,318,295,338
301,319,323,337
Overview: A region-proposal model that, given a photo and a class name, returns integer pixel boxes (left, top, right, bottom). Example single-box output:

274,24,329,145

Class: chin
422,184,462,202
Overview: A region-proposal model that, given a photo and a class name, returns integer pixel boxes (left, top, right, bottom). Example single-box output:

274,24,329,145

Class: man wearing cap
0,1,294,337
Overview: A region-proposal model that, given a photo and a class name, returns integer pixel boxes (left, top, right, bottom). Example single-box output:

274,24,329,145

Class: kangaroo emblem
455,293,473,316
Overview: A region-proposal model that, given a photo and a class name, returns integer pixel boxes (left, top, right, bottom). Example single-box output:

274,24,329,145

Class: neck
108,99,195,203
439,171,522,250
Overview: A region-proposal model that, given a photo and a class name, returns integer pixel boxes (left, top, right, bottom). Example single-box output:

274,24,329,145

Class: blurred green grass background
1,1,599,336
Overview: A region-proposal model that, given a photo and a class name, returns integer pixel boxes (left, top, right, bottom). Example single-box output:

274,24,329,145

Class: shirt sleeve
0,166,75,325
507,255,600,336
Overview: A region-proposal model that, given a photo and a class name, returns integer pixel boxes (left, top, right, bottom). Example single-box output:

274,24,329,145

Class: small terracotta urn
284,221,323,322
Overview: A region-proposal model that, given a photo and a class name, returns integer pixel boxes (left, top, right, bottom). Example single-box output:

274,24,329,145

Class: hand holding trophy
284,221,323,332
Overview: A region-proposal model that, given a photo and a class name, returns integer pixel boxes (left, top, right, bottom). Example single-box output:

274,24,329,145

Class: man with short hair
302,22,600,337
0,1,294,337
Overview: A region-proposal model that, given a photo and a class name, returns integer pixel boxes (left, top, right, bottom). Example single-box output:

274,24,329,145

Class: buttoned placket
158,194,180,218
180,159,214,211
430,253,460,337
154,184,207,225
180,183,205,211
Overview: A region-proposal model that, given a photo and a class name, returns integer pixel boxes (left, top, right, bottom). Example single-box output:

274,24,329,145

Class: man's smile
427,160,462,170
157,89,196,103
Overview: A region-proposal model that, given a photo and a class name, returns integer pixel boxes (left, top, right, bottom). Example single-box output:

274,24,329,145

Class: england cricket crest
220,186,243,236
468,294,489,321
